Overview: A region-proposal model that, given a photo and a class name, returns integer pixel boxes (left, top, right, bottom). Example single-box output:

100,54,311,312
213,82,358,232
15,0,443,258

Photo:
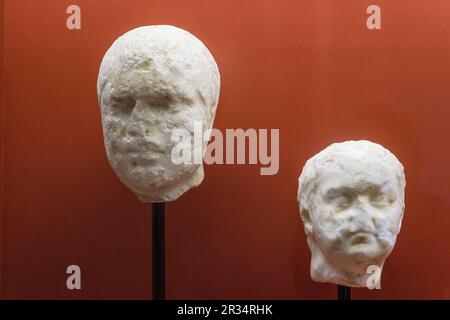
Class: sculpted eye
369,189,391,207
139,90,175,110
111,95,136,117
335,194,353,210
326,189,354,211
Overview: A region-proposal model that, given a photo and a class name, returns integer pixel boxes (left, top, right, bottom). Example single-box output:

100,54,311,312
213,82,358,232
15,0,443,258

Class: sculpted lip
349,232,375,245
129,157,157,166
120,139,166,154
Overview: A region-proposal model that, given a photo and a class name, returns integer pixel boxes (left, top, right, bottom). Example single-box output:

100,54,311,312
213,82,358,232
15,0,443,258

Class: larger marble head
297,140,406,287
97,25,220,202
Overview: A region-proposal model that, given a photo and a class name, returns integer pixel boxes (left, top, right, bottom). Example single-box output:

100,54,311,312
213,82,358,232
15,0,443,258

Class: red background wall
1,0,449,299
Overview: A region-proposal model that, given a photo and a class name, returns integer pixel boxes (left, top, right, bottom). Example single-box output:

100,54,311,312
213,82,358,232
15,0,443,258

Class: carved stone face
298,140,406,287
97,25,220,202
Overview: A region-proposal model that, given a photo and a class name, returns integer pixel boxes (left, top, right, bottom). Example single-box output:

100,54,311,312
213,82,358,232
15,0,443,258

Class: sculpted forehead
317,167,398,195
299,140,405,204
97,25,220,114
314,141,400,170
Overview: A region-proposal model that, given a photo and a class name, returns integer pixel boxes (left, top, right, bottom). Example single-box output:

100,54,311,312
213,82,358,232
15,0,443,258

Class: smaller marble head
97,25,220,202
297,140,406,287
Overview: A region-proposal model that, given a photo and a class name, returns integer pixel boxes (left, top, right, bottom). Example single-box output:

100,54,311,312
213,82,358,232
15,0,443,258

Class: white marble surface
297,140,406,287
97,25,220,202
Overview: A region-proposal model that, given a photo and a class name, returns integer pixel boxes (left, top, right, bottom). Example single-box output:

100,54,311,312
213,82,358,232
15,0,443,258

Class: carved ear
396,205,405,233
301,208,313,235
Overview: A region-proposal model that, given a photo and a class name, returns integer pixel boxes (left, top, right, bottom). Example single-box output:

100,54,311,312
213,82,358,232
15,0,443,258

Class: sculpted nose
129,99,143,118
125,100,147,136
349,201,376,233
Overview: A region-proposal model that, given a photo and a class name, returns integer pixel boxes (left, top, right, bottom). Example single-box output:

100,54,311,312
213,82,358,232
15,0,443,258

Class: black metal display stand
152,202,165,300
151,201,351,301
337,285,351,300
